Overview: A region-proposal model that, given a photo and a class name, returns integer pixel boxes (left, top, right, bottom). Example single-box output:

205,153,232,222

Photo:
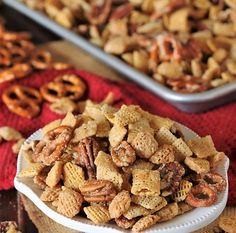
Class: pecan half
111,141,136,167
80,180,117,202
87,0,112,25
32,126,73,166
159,161,185,193
74,137,100,180
110,3,133,21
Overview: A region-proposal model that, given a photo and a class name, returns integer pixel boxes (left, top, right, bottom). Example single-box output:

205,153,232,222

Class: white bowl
14,122,229,233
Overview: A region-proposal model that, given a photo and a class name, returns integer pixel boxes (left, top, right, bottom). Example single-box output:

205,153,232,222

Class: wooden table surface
0,3,59,233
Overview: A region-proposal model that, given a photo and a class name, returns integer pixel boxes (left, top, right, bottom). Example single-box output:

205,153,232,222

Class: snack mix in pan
21,0,236,93
0,16,72,84
19,101,227,232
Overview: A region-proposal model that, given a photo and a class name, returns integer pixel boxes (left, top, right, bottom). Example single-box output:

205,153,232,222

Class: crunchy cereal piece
63,162,85,190
115,216,136,229
149,144,175,164
208,151,225,170
149,197,168,214
57,187,83,218
131,132,158,159
124,204,150,220
157,61,183,79
132,215,160,232
219,216,236,233
42,119,62,135
46,161,63,188
113,105,141,126
96,119,111,137
12,138,25,154
49,98,78,115
168,7,189,32
61,111,80,128
55,7,75,29
0,127,22,141
101,104,118,123
72,120,97,143
33,173,47,190
122,159,154,175
84,206,111,224
109,124,127,147
18,163,45,178
132,195,166,211
40,186,62,202
127,118,154,143
184,157,210,174
83,100,106,122
172,180,193,202
172,138,193,161
109,190,131,218
155,127,177,145
131,169,160,196
148,115,174,132
187,136,217,158
111,141,136,167
177,202,194,216
95,151,123,190
156,202,179,222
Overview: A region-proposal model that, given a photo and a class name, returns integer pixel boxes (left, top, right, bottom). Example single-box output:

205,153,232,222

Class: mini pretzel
10,48,28,64
2,85,42,118
186,184,217,207
31,50,52,69
0,48,11,66
156,34,183,61
1,31,31,41
0,69,15,83
40,74,86,103
11,63,32,79
5,40,35,51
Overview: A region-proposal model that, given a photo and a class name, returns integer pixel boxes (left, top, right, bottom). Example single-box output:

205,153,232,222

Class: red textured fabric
0,69,235,205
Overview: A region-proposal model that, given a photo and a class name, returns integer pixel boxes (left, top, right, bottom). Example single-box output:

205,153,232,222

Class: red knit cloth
0,69,235,205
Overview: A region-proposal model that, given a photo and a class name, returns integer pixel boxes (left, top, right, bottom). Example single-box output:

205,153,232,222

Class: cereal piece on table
95,151,123,190
109,190,131,218
219,216,236,233
156,202,179,222
12,138,25,154
131,132,158,159
187,135,218,158
57,187,83,218
18,163,45,178
72,120,97,143
208,151,225,170
42,119,62,135
132,215,160,232
111,141,136,167
184,157,210,174
63,162,85,190
40,186,62,202
84,206,111,224
172,180,193,202
0,127,22,141
177,202,194,216
49,98,78,115
172,138,193,162
123,204,150,219
131,169,160,196
113,105,141,126
115,216,136,229
109,124,127,147
0,221,21,233
132,195,166,210
46,161,63,188
61,111,80,128
149,144,175,164
155,127,177,145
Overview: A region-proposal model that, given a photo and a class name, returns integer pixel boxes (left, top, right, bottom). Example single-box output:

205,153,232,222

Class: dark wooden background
0,3,59,232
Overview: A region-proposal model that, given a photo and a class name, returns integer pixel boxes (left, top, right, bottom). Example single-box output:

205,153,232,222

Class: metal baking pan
3,0,236,113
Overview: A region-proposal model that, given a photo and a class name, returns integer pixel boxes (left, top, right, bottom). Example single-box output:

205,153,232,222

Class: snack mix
21,0,236,93
19,101,227,232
